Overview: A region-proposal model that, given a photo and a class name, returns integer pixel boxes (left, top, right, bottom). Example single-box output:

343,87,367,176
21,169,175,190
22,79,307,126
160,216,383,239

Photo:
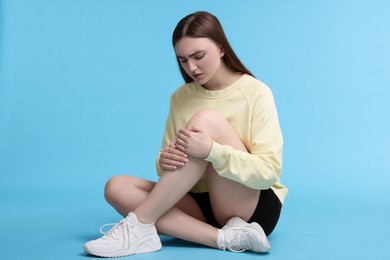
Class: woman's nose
188,60,197,72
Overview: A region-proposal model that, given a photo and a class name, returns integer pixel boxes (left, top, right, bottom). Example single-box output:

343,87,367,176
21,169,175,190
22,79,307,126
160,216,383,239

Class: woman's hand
159,142,188,171
175,126,212,159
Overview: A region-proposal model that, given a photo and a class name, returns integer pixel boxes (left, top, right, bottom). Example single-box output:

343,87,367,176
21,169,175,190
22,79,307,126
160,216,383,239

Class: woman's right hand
159,142,189,171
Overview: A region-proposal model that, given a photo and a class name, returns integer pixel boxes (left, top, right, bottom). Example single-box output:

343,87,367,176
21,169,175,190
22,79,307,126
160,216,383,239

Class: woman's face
175,37,224,86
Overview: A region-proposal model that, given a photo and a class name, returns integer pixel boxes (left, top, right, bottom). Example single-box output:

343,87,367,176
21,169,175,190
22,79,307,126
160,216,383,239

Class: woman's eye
180,59,187,63
195,54,205,60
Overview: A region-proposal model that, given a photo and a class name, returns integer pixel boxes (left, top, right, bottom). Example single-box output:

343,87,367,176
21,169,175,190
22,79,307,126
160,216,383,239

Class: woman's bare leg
134,108,260,225
105,175,218,248
133,156,208,224
182,109,261,225
207,166,260,224
132,109,258,227
104,109,262,249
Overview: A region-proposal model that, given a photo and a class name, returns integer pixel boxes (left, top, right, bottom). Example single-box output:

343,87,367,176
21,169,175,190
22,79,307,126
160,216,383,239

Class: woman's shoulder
170,81,195,105
240,74,273,97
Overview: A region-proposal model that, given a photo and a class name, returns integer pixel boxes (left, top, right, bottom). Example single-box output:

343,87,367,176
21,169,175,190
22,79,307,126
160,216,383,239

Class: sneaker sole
84,239,162,258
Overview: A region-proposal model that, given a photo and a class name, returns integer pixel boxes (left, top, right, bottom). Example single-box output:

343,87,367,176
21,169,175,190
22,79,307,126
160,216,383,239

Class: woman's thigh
206,166,260,226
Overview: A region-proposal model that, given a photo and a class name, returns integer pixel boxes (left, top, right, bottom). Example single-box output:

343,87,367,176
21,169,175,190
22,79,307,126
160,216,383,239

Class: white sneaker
218,216,271,253
84,212,162,257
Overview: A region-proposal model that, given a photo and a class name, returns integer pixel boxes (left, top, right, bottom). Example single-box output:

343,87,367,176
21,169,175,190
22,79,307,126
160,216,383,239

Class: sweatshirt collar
193,74,249,98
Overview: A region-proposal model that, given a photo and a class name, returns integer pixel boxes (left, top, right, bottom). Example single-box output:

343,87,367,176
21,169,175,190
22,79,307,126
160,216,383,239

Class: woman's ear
219,45,225,57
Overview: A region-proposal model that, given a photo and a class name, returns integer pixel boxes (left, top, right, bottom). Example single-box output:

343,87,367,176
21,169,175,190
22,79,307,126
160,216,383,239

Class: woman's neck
202,64,243,91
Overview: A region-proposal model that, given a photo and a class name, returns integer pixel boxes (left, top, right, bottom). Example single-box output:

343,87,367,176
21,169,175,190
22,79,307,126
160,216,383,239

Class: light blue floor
1,178,388,260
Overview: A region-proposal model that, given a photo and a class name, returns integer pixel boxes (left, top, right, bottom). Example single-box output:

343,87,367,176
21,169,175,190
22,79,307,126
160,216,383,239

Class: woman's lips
193,73,203,80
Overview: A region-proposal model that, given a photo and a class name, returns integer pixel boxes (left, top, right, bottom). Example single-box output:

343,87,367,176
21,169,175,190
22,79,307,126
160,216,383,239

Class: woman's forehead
175,37,216,55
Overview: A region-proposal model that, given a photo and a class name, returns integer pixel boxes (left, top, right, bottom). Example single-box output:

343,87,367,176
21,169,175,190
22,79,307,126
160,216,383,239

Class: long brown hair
172,11,254,83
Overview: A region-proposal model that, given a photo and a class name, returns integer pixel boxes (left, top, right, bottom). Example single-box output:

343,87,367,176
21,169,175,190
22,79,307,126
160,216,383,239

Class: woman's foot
84,212,162,257
217,216,271,253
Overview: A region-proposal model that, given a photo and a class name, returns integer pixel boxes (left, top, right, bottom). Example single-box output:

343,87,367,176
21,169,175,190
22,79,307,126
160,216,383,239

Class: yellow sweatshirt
156,74,287,204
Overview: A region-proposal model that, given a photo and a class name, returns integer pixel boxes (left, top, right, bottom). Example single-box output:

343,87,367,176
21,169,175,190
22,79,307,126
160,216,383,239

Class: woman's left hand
175,126,212,159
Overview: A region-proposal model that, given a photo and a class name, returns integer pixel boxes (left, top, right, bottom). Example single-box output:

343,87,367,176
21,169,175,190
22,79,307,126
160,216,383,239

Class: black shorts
188,189,282,236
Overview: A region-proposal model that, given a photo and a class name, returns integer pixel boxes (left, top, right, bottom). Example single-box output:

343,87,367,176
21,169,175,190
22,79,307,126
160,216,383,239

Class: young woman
84,11,287,257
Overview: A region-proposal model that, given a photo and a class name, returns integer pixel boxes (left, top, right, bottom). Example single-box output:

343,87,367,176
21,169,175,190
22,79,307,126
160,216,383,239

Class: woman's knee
104,175,135,204
187,109,225,129
188,109,245,151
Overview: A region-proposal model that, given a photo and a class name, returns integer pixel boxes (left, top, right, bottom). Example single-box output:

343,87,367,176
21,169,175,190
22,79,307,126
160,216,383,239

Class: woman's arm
205,90,283,190
156,99,188,175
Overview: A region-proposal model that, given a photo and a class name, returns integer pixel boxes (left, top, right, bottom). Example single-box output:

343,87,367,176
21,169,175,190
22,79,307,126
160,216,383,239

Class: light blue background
1,0,389,259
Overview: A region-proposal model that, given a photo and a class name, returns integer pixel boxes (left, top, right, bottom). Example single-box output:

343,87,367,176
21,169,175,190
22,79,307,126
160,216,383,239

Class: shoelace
99,220,126,238
226,230,250,253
